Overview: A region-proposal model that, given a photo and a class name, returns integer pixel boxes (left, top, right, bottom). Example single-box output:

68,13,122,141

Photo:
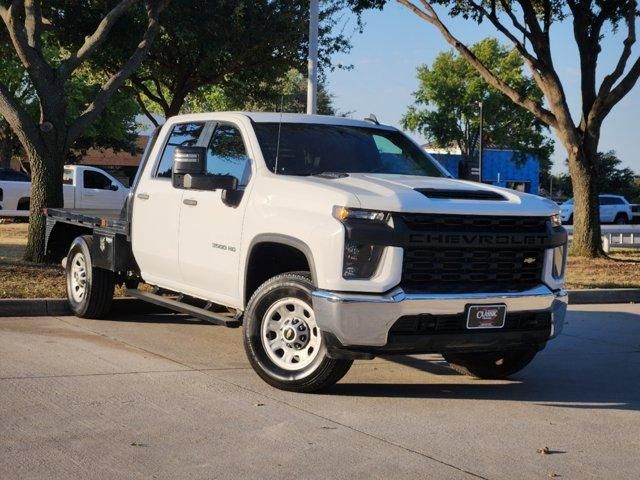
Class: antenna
364,113,379,125
274,95,284,175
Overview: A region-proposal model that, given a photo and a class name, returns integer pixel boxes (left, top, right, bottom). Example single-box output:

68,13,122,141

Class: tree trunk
0,123,13,169
23,143,65,263
566,144,602,257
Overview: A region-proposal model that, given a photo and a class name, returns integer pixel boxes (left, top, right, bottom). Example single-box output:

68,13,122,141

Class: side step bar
125,289,241,328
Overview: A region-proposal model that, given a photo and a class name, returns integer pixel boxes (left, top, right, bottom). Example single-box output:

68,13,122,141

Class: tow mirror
172,146,205,188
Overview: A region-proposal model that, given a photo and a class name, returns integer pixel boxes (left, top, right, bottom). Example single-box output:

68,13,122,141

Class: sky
325,3,640,175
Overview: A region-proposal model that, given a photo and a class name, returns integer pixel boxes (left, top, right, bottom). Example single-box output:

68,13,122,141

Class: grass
0,222,639,298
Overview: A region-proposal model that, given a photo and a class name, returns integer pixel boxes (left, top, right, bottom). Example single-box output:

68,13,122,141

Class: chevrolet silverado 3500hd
44,112,568,392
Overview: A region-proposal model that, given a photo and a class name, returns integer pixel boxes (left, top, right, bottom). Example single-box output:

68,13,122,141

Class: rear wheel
243,272,352,392
443,349,538,379
65,235,115,318
614,213,628,225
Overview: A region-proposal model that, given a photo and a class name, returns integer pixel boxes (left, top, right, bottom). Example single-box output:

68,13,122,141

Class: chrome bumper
311,285,567,347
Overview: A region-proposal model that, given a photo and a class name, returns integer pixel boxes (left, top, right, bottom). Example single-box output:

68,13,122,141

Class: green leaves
402,37,553,174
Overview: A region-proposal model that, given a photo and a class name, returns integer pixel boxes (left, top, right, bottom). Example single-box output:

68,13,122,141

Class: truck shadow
329,378,640,411
328,309,640,411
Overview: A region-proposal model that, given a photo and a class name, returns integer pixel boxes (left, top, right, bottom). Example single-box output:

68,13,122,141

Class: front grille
390,312,551,334
398,214,548,293
402,247,544,293
399,213,548,233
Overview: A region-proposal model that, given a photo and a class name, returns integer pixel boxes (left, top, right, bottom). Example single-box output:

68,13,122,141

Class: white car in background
0,165,129,218
560,194,633,224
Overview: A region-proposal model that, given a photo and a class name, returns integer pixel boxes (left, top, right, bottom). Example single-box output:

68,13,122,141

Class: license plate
466,304,507,329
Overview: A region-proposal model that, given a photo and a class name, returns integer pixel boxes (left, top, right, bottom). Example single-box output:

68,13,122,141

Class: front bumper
312,285,567,351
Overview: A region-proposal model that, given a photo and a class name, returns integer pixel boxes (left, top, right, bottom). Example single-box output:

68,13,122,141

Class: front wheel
243,272,352,392
65,235,115,318
443,349,538,379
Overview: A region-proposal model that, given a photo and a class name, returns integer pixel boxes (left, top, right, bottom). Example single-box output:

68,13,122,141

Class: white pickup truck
44,112,568,392
0,165,129,218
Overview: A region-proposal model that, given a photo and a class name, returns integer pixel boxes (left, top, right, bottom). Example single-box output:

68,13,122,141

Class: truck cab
46,112,568,392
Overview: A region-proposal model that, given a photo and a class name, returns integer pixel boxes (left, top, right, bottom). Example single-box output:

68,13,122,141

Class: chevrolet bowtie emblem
524,257,536,264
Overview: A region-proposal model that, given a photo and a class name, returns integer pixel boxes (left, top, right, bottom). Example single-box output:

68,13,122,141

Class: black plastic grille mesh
398,214,548,293
391,312,552,334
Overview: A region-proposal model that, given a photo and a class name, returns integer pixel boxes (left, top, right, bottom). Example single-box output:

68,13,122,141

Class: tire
65,235,115,318
614,213,628,225
243,272,352,393
443,348,538,379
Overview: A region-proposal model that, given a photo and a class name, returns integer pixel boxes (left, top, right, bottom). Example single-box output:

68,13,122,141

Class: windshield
253,123,444,177
562,199,574,205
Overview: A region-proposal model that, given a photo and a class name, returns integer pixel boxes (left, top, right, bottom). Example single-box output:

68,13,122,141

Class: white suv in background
560,194,633,224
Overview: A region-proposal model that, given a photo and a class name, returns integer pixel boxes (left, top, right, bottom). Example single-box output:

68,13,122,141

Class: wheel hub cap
69,252,87,303
261,297,322,371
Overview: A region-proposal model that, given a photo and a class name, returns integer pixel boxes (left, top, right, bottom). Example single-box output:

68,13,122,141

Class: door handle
183,198,198,206
137,193,150,200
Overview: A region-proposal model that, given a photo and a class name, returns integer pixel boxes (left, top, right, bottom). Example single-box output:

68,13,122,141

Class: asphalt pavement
1,304,639,479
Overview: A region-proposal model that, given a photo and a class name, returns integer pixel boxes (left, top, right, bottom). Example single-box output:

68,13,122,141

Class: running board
125,289,241,328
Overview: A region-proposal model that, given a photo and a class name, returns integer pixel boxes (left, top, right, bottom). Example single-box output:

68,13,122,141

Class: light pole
478,101,484,183
307,0,319,115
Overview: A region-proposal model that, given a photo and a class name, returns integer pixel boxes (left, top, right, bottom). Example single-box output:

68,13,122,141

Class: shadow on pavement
105,313,211,326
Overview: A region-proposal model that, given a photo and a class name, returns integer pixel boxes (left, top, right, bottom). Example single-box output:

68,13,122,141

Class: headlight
333,206,388,279
343,242,384,279
333,206,390,224
550,213,562,227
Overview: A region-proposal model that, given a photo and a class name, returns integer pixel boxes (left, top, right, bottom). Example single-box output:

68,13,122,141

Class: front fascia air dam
312,286,568,349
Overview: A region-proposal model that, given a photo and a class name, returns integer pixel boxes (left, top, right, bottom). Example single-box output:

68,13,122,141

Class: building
426,147,540,194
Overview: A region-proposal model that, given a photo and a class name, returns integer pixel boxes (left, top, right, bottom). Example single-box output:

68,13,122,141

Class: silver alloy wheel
261,297,322,371
69,252,88,303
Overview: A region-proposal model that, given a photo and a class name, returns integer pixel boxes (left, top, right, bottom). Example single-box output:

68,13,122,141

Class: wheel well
17,197,30,210
46,223,93,263
245,242,311,304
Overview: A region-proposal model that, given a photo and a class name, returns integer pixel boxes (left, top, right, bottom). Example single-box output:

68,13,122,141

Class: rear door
178,121,253,307
131,121,207,289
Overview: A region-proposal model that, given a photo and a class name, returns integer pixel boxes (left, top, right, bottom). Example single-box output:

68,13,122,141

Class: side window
600,197,613,206
62,169,73,185
84,171,112,190
155,122,205,178
206,124,250,184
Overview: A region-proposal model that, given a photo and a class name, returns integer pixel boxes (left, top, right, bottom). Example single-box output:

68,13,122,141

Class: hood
301,173,559,217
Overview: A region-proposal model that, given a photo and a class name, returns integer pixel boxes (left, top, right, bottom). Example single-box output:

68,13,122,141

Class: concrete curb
1,289,639,317
0,297,169,317
567,289,640,305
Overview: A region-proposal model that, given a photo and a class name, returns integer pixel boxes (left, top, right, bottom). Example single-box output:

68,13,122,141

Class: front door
178,121,253,307
80,169,125,210
131,121,207,289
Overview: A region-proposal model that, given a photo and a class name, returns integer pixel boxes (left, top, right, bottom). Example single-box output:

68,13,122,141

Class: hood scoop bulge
415,188,507,201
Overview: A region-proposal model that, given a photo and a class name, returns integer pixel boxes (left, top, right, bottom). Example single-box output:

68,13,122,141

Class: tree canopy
108,0,354,124
402,38,553,178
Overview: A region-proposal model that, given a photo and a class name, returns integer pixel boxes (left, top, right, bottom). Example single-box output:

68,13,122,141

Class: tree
120,0,353,126
0,0,168,262
402,38,553,180
353,1,640,257
1,46,140,170
555,151,640,202
196,69,339,115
